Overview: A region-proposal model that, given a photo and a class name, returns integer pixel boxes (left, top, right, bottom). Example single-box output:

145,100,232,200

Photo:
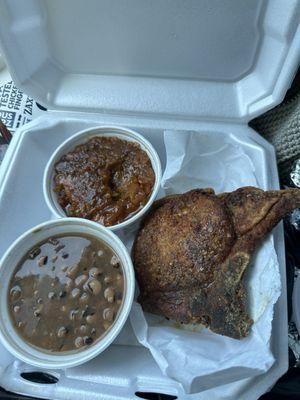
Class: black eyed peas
8,234,124,352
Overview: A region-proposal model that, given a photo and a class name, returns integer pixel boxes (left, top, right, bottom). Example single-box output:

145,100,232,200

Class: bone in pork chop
133,187,300,339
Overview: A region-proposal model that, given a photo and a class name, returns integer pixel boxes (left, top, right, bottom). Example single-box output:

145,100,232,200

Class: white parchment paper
129,131,281,394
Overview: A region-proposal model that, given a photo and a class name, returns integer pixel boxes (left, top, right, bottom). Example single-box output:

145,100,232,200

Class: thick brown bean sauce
8,234,124,352
53,136,155,226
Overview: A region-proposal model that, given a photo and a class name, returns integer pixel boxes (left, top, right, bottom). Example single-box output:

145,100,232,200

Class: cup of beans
0,218,134,369
43,125,162,231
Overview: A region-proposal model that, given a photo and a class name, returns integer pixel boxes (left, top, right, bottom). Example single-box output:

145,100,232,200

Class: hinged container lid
0,0,299,122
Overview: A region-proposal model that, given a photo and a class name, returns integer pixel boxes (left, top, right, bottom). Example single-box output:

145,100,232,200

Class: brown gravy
53,136,155,226
8,234,124,352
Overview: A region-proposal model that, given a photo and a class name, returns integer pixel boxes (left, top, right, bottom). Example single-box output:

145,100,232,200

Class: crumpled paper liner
129,131,281,394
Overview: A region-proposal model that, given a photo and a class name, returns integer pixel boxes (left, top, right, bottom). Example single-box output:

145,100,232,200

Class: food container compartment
0,217,135,369
43,125,162,231
0,113,288,400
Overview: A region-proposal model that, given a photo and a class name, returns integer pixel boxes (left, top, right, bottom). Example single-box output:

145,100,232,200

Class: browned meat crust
133,187,300,339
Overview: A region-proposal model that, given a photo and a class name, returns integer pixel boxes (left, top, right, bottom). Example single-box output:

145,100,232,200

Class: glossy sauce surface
8,234,124,352
54,136,155,226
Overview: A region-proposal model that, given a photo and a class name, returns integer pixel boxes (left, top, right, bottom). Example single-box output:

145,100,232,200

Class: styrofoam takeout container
43,125,162,231
0,0,299,399
0,218,135,369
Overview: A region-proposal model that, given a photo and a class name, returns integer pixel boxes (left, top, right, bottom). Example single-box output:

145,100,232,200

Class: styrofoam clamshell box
0,1,299,399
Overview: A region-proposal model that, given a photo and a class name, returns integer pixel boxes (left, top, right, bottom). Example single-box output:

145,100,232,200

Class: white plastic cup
0,218,135,369
43,125,162,231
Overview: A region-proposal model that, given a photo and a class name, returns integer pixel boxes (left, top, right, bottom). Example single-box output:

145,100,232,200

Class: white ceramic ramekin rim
0,218,135,369
43,125,162,231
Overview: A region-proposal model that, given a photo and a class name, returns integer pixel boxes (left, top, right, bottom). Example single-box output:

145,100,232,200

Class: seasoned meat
133,187,300,339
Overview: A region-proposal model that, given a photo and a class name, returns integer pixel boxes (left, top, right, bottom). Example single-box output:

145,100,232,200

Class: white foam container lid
0,0,299,122
0,0,299,399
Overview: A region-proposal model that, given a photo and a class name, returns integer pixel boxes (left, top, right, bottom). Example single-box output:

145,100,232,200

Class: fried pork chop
133,187,300,339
